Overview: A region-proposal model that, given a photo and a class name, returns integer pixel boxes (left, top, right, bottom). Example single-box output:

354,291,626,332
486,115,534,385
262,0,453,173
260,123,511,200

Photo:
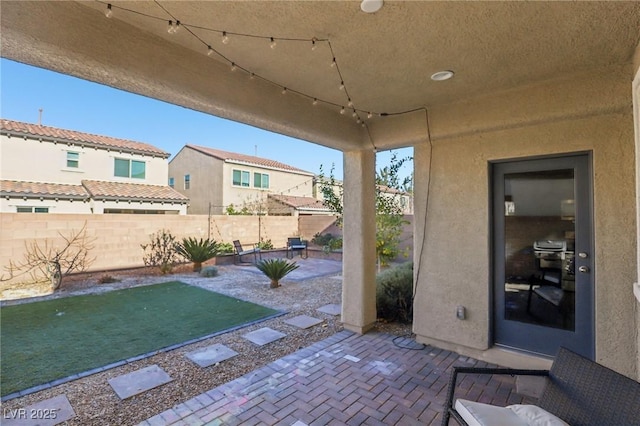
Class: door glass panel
503,169,575,331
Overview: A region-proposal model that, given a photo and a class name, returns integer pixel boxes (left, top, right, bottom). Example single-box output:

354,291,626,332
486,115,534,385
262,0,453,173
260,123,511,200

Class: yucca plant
256,258,299,288
176,237,219,272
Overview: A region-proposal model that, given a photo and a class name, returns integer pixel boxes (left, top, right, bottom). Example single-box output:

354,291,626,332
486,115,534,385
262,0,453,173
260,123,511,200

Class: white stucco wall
0,134,168,186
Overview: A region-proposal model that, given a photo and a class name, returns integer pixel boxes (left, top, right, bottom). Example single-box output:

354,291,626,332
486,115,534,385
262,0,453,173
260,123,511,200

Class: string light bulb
339,81,345,91
282,87,288,95
367,112,373,119
222,31,229,44
340,107,346,115
207,46,214,56
230,62,237,71
105,4,113,18
270,37,277,49
348,99,353,108
168,20,180,34
312,98,318,106
352,110,357,117
331,58,337,67
311,39,317,51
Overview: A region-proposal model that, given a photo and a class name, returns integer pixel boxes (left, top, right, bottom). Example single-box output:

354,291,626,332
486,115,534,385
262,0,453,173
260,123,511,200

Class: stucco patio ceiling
2,1,639,152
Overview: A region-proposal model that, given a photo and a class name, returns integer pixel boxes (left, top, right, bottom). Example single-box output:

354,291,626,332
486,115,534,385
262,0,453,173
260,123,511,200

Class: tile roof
82,180,189,203
1,119,169,158
1,180,89,199
268,194,331,211
186,144,313,175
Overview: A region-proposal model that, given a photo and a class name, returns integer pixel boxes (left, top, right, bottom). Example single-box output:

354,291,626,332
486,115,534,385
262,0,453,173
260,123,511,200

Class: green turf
0,281,278,396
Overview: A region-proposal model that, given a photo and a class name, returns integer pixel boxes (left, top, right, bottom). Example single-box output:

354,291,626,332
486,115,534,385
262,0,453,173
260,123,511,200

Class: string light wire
101,0,418,121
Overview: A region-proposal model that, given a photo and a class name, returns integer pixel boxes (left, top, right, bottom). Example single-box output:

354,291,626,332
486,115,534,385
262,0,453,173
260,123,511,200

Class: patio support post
341,148,377,334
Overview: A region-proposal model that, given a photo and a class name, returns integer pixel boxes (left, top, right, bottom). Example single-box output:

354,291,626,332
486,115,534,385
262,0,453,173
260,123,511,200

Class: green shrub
176,237,218,272
256,258,299,288
141,229,181,274
376,262,414,323
311,233,334,246
217,242,234,254
257,239,274,250
199,266,219,277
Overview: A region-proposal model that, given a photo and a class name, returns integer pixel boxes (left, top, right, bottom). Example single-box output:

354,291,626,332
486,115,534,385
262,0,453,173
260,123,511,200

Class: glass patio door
492,154,594,358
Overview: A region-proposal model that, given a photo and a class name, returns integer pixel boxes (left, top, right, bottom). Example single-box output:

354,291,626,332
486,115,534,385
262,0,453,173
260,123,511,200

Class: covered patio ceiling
2,1,639,152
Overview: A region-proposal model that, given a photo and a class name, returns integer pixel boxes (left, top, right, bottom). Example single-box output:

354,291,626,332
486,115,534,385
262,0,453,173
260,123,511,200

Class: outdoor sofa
442,346,640,426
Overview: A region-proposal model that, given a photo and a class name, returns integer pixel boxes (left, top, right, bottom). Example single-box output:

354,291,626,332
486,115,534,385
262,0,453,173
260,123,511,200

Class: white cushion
455,399,528,426
455,399,569,426
507,404,569,426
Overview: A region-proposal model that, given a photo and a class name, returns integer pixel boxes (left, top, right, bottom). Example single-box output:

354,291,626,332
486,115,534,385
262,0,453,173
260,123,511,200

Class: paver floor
140,331,533,425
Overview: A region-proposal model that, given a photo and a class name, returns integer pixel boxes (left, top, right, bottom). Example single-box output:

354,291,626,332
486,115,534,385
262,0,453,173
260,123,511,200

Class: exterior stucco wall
168,147,224,215
221,162,313,213
413,67,638,378
0,134,168,185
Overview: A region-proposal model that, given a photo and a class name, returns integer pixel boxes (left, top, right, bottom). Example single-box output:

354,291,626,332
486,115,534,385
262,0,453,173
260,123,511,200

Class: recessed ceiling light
361,0,383,13
431,70,455,81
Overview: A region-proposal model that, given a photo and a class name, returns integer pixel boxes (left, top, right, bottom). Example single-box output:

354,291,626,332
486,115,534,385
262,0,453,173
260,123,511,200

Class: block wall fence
0,213,338,291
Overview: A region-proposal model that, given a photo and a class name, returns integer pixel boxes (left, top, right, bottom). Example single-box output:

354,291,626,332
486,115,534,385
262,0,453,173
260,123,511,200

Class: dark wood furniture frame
442,347,640,426
286,237,308,259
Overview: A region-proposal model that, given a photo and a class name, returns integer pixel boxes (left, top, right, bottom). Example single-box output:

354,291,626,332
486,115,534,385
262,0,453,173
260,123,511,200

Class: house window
254,173,270,189
232,170,250,187
184,174,190,190
66,151,79,168
169,177,175,188
17,207,49,213
114,158,146,179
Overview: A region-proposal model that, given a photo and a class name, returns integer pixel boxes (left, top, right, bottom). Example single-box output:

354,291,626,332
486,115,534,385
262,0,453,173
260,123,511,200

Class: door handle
578,266,590,273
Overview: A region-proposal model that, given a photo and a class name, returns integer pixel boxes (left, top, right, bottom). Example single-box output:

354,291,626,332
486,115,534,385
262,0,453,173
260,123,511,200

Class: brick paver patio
140,331,534,425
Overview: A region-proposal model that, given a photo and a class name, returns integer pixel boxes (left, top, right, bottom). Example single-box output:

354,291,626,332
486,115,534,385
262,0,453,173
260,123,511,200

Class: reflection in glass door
493,155,593,358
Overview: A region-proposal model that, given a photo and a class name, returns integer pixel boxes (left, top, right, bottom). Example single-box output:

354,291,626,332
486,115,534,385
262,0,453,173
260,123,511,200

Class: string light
101,2,408,122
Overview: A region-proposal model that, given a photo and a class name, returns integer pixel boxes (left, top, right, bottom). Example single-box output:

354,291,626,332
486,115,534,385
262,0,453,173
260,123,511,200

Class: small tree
141,229,181,274
1,223,95,290
318,152,411,269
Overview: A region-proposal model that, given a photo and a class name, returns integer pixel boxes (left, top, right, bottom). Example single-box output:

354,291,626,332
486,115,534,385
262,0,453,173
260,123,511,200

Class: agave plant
176,237,218,272
256,258,299,288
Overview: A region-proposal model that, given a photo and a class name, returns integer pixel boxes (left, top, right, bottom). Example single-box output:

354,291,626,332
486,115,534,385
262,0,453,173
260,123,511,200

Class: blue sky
0,58,412,179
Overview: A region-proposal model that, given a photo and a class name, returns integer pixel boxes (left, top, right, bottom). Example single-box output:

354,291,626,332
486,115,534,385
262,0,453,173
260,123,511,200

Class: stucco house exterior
3,2,639,381
169,144,316,215
0,119,188,214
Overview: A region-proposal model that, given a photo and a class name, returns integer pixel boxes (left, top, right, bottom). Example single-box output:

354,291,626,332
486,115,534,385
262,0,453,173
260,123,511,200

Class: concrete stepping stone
242,327,286,346
317,303,341,316
2,394,75,426
185,344,239,368
108,365,172,400
284,315,323,329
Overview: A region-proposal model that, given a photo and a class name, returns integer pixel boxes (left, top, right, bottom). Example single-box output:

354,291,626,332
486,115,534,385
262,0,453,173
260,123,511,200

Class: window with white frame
184,174,190,190
232,169,250,187
17,207,49,213
114,158,146,179
253,172,269,189
66,151,79,168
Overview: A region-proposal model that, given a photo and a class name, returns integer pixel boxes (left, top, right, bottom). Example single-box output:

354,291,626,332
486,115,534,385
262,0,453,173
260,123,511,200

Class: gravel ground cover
0,263,410,425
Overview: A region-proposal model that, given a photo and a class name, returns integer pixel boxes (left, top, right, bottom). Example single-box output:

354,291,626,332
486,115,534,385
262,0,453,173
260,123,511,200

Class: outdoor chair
286,237,308,259
442,346,640,426
233,240,261,264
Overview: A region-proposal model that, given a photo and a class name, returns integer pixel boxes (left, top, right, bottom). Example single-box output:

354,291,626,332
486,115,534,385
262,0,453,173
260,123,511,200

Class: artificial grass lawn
0,281,278,396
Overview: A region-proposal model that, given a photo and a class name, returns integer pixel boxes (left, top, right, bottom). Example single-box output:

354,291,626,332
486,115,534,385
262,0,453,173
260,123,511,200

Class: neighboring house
0,119,188,214
168,144,316,215
267,194,333,216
